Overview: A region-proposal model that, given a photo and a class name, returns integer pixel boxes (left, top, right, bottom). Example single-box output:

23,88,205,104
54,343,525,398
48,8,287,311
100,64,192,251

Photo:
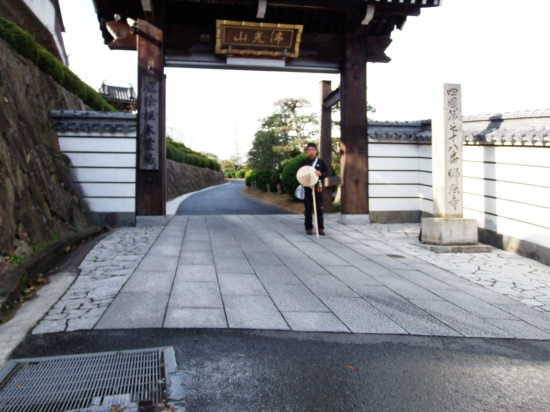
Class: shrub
235,170,246,179
166,145,221,170
245,170,256,187
281,153,308,198
37,45,64,83
166,144,178,162
254,170,273,191
0,17,116,112
197,156,206,168
271,171,282,191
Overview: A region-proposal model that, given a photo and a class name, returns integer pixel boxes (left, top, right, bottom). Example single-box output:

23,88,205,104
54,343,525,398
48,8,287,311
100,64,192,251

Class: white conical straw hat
296,165,319,187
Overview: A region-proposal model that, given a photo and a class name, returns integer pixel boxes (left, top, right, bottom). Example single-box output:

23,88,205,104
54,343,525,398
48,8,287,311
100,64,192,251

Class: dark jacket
298,157,329,188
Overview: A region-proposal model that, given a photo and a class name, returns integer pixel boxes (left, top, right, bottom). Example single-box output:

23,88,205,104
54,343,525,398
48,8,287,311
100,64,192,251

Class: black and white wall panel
51,111,137,227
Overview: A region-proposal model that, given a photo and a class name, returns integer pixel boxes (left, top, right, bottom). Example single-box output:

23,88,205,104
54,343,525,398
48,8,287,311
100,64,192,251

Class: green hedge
245,170,280,192
245,170,256,187
281,153,308,199
0,17,116,112
166,138,221,171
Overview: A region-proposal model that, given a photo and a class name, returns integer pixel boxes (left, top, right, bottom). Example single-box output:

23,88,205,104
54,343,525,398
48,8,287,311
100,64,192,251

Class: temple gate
92,0,440,224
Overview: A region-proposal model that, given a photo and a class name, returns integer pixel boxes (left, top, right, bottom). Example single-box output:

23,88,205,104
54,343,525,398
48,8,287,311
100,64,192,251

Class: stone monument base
421,217,478,245
421,218,491,253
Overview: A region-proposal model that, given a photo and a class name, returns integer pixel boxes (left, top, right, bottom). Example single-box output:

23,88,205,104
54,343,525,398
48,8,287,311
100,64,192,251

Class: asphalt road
12,329,550,411
176,181,291,215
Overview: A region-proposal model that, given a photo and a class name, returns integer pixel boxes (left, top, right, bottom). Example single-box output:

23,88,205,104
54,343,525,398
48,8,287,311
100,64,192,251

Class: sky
58,0,550,160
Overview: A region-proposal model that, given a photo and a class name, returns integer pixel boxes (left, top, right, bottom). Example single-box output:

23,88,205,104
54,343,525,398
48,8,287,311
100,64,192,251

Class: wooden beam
376,4,421,17
366,35,392,63
340,32,368,215
136,19,166,217
324,176,341,187
323,87,340,109
319,80,333,213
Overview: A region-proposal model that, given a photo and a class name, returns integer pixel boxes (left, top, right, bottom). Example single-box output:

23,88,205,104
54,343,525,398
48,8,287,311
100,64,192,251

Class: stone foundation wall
166,160,225,200
370,211,433,224
0,38,92,268
479,228,550,266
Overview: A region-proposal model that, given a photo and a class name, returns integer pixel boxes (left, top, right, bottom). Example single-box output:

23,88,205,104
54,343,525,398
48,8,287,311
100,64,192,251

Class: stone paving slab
122,270,175,294
176,265,217,282
223,295,289,330
32,215,550,340
262,283,328,312
321,297,407,334
410,300,513,338
218,274,268,296
95,292,169,329
164,308,228,328
282,312,349,332
169,281,223,308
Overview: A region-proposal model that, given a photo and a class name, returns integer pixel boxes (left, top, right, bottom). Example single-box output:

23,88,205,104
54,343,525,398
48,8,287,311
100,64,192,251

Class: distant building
98,82,137,113
0,0,68,65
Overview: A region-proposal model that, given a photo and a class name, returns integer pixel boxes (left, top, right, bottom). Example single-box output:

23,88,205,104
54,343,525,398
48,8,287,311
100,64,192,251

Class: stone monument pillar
421,84,490,252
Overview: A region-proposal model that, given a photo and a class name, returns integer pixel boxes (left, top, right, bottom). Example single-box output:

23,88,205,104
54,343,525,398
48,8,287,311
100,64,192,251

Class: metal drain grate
0,347,177,412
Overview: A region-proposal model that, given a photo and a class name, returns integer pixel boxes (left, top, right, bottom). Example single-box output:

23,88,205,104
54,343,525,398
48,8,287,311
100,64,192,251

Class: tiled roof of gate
368,110,550,146
50,110,137,134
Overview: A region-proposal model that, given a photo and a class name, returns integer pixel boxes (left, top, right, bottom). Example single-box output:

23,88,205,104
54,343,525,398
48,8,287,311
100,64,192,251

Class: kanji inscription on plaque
215,20,303,58
139,76,159,170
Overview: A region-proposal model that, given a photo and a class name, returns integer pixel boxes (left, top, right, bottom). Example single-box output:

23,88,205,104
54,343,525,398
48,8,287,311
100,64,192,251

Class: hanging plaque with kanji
215,20,303,58
139,75,159,170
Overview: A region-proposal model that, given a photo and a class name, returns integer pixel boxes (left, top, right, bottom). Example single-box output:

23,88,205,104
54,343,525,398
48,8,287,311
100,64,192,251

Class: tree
220,154,243,173
247,129,284,171
270,97,318,154
246,97,317,174
200,152,220,162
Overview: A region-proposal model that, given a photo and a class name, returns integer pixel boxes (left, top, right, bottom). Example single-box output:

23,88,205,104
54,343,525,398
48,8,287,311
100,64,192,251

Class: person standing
299,143,329,235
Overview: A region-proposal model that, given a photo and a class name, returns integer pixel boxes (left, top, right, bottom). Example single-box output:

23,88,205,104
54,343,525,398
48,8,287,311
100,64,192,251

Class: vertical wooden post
319,80,333,213
136,19,166,221
340,32,368,215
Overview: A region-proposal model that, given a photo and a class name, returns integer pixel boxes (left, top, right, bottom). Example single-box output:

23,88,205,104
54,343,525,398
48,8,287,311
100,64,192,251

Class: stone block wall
0,38,92,266
166,160,225,200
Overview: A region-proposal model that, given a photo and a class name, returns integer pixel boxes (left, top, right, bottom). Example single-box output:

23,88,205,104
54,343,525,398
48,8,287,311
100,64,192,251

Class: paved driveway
176,181,290,215
34,214,550,339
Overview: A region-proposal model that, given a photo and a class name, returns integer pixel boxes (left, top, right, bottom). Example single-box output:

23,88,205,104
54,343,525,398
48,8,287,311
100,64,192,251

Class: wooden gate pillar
340,32,368,215
319,80,333,213
136,19,166,224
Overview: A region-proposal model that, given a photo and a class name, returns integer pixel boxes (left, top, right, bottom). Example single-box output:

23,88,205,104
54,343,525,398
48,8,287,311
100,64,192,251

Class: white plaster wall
462,145,550,249
22,0,66,64
368,142,432,213
22,0,56,30
58,131,137,213
368,141,550,250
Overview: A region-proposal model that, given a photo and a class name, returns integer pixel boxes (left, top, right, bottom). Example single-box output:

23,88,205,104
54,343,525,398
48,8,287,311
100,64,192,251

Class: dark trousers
304,188,324,230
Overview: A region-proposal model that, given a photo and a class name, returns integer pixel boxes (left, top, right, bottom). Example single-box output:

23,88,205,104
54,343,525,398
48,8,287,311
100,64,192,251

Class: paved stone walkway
34,215,550,339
